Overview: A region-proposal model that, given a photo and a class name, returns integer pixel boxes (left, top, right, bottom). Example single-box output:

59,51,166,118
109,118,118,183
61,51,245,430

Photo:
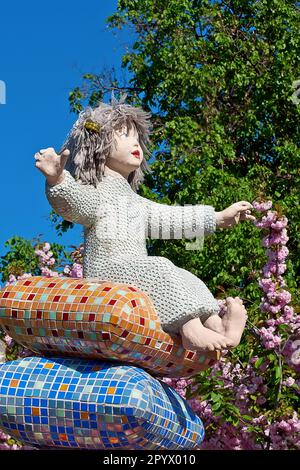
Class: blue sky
0,0,133,260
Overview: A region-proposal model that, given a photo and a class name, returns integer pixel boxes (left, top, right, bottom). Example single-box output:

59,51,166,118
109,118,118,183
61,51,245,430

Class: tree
68,0,300,302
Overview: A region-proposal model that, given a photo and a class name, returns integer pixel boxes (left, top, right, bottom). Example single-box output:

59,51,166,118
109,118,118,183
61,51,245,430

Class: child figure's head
60,92,153,191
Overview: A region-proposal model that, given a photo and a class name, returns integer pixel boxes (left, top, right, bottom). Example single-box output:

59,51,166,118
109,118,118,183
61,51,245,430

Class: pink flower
40,267,60,278
254,211,277,228
270,217,288,231
43,242,51,252
263,262,287,277
259,278,277,293
283,306,295,320
17,273,32,280
5,274,17,286
262,230,289,247
64,265,71,274
70,263,83,278
4,335,14,348
260,300,282,314
266,290,291,307
259,327,282,349
252,201,273,212
267,246,289,262
283,377,295,387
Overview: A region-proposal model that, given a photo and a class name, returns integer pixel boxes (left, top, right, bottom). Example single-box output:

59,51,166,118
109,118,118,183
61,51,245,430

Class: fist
216,201,256,229
34,147,70,185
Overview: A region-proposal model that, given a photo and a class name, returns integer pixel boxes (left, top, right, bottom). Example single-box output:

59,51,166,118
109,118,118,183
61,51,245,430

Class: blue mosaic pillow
0,357,205,450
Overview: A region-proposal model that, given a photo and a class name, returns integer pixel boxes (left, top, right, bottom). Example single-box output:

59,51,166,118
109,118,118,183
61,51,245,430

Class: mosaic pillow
0,276,219,377
0,356,205,449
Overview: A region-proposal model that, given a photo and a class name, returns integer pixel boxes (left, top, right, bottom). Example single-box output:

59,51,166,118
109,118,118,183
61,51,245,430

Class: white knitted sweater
46,170,220,332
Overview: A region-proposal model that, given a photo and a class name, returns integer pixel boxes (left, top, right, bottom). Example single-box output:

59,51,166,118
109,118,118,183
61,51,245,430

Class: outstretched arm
136,195,216,239
137,195,255,239
35,147,101,227
45,169,102,227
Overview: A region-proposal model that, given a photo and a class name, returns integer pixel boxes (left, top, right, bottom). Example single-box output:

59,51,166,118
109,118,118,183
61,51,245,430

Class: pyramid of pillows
0,276,220,449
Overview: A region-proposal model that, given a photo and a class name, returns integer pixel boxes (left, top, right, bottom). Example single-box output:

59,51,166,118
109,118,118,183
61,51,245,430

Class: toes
226,341,236,349
226,296,246,309
226,296,242,303
214,337,230,350
241,305,248,315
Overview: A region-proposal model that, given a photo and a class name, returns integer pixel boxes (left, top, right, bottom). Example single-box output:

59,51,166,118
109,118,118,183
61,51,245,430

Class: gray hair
59,92,153,192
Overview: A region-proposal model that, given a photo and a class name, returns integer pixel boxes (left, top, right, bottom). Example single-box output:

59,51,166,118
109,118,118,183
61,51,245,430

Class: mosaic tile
0,356,204,449
0,277,219,378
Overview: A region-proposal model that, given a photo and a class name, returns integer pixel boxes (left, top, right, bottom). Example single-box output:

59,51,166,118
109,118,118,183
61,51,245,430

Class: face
105,122,143,177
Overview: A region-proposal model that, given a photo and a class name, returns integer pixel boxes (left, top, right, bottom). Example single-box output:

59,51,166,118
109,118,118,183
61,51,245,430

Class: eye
117,126,129,137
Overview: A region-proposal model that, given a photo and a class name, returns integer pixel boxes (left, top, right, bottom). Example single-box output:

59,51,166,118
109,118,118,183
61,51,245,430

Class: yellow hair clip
84,120,101,133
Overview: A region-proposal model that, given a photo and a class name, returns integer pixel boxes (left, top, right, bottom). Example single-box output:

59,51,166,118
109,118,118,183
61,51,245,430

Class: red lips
131,150,140,158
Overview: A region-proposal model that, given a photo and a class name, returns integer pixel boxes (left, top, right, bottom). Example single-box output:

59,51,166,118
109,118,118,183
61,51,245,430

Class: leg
203,314,225,334
180,317,234,352
221,297,248,347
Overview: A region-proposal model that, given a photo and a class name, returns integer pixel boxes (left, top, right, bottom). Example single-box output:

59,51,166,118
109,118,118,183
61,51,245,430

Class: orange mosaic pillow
0,276,220,377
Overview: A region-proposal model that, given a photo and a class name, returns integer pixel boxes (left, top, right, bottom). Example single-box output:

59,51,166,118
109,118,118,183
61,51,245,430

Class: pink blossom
43,242,51,252
270,217,288,231
3,335,14,348
259,278,277,293
35,245,56,270
266,290,291,307
267,246,289,262
263,262,287,277
254,211,277,228
17,273,32,279
40,267,60,278
253,201,272,212
283,377,295,387
262,230,289,247
260,300,282,314
64,265,71,274
259,327,282,349
69,263,83,278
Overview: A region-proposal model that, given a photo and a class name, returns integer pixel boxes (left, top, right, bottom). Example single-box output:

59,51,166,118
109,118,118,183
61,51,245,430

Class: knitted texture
46,170,220,331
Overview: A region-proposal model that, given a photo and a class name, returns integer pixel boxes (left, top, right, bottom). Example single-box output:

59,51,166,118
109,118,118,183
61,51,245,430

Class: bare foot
222,297,248,347
203,314,224,334
180,317,234,352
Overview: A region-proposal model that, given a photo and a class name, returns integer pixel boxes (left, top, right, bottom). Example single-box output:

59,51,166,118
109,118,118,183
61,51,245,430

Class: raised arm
45,169,102,227
136,195,216,239
35,147,101,227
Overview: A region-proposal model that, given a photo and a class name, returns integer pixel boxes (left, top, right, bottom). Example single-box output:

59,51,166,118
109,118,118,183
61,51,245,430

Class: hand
216,201,256,229
34,147,70,185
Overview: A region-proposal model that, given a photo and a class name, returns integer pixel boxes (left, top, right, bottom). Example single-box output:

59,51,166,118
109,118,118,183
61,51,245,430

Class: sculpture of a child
34,93,254,352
